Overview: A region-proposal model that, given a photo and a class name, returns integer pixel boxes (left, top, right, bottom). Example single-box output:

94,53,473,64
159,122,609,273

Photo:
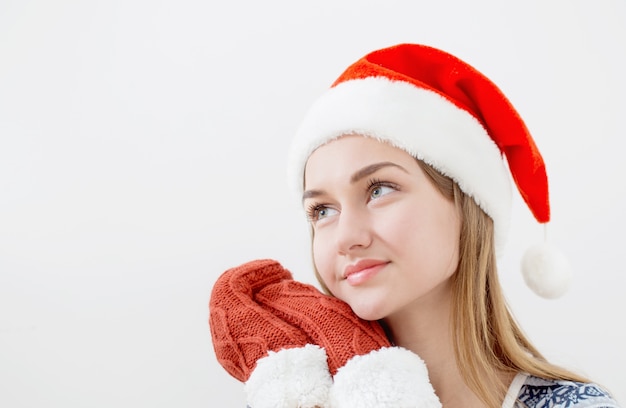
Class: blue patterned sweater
508,374,619,408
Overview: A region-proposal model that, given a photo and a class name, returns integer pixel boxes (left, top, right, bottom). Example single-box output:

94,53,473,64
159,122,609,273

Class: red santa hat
288,43,571,299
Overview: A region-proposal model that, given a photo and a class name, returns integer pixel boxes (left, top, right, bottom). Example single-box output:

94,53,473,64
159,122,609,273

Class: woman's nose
335,207,372,255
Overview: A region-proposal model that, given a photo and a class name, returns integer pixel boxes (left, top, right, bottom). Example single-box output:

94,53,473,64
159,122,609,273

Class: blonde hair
310,159,589,408
419,161,589,408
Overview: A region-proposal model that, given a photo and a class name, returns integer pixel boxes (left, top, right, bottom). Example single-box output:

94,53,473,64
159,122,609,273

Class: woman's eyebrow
350,161,408,183
302,189,323,201
303,162,408,202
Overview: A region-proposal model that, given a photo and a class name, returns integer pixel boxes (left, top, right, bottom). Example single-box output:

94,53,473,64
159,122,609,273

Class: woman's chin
350,303,387,322
334,290,390,321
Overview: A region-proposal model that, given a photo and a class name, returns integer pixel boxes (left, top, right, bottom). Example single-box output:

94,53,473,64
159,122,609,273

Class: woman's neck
382,290,489,408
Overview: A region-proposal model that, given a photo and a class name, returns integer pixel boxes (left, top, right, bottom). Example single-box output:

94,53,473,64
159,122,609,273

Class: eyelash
305,178,399,223
365,178,399,197
306,203,328,223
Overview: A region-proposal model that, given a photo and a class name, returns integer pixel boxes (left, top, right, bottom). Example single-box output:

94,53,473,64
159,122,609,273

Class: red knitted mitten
209,259,390,379
209,259,442,408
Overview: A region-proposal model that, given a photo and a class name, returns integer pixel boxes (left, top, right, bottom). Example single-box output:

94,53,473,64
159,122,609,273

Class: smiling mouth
343,260,389,285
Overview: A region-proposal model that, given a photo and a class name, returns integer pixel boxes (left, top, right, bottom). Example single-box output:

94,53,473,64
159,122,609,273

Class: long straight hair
418,161,589,408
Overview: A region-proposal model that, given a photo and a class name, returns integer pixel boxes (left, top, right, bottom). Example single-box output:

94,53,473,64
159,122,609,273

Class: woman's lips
343,259,389,286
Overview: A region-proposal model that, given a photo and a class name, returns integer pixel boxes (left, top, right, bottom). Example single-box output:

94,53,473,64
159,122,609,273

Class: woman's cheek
313,235,335,287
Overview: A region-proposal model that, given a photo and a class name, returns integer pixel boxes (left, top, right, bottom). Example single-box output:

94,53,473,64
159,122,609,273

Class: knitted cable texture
209,259,391,381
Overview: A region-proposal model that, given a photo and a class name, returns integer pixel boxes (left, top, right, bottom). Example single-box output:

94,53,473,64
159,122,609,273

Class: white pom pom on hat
288,43,572,298
521,239,572,299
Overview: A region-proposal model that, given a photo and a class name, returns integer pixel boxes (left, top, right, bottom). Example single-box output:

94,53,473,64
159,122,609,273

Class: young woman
285,43,619,408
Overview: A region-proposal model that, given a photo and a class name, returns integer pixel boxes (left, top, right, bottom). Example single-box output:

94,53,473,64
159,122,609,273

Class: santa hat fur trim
288,75,512,252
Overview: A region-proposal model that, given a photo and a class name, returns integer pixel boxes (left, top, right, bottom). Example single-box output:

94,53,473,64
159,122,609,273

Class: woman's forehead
304,135,418,187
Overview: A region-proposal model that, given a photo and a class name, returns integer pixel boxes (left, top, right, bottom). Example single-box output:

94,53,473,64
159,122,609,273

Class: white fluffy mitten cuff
329,347,442,408
244,344,332,408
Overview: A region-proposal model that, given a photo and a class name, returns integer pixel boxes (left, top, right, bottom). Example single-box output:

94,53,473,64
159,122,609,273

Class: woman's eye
370,184,395,199
317,207,330,219
307,205,338,223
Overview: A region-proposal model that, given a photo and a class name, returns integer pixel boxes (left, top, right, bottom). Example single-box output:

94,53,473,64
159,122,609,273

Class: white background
1,1,624,406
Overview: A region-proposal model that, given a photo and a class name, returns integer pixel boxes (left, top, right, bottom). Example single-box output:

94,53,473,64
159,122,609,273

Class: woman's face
303,135,461,321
